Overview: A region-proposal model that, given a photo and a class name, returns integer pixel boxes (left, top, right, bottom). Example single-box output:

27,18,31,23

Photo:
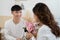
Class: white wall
0,0,60,25
27,0,60,18
0,0,60,17
0,0,15,16
18,0,60,25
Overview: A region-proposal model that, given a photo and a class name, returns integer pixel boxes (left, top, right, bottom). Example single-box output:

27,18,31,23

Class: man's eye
16,12,18,13
20,12,22,13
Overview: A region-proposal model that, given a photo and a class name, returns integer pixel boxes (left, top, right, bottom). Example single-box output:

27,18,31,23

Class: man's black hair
11,5,22,11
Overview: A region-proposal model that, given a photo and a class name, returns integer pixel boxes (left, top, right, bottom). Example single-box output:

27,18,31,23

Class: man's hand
16,38,22,40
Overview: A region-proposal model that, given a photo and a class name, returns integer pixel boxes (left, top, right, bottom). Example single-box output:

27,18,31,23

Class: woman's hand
26,32,33,40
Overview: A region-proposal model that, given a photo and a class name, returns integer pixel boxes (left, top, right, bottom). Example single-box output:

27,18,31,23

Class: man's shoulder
5,19,12,24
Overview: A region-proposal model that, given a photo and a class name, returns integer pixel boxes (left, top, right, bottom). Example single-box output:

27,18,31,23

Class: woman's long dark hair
33,3,60,37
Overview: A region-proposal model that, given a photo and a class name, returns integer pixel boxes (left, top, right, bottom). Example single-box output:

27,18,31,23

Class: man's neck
13,18,20,24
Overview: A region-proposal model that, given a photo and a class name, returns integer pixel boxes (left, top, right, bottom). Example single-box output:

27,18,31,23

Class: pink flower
26,22,35,33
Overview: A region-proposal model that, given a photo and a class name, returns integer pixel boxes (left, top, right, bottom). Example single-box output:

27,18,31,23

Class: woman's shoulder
38,25,51,32
57,37,60,40
37,25,56,40
38,25,56,36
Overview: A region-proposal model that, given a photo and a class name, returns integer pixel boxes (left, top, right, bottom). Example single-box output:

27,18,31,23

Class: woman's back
37,25,60,40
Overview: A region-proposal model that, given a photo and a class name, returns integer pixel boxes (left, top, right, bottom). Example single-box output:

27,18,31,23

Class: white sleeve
31,36,36,40
37,27,56,40
4,22,16,40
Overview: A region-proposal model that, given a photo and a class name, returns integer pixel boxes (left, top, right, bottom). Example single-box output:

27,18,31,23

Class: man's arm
4,22,16,40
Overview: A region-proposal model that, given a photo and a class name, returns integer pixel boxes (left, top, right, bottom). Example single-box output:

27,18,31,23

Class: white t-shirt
4,19,26,40
30,36,36,40
37,25,60,40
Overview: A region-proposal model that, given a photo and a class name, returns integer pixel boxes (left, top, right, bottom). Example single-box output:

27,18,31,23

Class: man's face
12,10,22,19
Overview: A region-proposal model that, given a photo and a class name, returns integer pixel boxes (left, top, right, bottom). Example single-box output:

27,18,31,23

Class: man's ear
11,11,13,14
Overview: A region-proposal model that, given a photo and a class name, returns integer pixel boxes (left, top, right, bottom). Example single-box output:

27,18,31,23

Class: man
4,5,26,40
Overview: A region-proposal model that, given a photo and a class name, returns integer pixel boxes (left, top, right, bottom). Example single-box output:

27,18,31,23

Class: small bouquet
23,22,37,40
25,22,36,34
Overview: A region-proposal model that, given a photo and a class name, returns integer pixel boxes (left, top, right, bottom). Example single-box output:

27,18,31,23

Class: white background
0,0,60,25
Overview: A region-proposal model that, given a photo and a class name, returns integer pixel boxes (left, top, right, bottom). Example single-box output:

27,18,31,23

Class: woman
32,3,60,40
